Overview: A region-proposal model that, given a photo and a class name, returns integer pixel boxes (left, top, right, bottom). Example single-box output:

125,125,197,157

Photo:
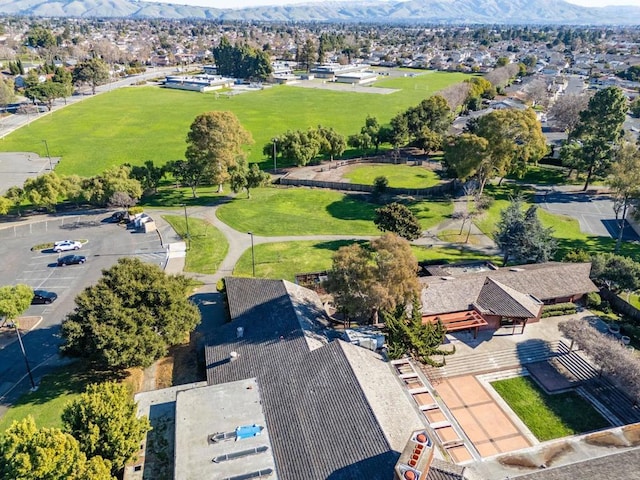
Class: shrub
127,206,144,215
373,176,389,196
216,278,226,292
541,302,577,318
586,292,602,308
475,194,494,211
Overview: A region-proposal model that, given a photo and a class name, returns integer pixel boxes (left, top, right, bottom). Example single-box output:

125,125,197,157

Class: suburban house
420,262,598,337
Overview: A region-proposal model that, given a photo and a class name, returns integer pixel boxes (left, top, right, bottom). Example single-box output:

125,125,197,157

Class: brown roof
420,262,597,316
475,278,542,318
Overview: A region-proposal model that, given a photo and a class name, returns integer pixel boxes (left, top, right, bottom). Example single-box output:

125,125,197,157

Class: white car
53,240,82,252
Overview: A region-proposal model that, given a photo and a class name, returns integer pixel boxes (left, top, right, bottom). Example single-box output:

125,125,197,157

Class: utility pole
42,139,53,170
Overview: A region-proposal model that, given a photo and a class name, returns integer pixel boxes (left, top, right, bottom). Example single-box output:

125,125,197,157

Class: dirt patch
623,423,640,446
585,431,629,448
125,367,145,393
498,453,542,469
541,442,573,466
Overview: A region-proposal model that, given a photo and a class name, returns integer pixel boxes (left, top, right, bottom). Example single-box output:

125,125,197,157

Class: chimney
237,326,244,338
229,351,239,362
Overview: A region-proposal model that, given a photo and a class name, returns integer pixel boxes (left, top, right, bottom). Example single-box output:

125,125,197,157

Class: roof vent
237,326,244,338
440,276,455,280
229,351,239,362
509,268,524,272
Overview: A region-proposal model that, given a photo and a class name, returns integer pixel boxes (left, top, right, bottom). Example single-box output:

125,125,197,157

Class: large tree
443,133,491,194
60,258,200,370
62,382,151,476
129,160,165,195
0,77,16,108
0,417,113,480
324,233,419,324
185,111,253,193
562,86,627,191
374,202,422,240
23,172,66,212
80,165,142,206
494,196,557,266
608,138,640,252
73,58,110,95
474,108,548,182
25,80,67,111
590,253,640,293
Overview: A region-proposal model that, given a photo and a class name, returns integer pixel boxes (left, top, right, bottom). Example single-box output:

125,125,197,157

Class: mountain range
2,0,640,24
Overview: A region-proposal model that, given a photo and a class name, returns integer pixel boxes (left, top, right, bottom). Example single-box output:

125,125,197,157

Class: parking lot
0,211,166,403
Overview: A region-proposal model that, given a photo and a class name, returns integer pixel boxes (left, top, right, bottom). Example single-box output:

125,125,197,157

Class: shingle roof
204,278,404,480
421,262,597,316
476,278,542,318
515,448,640,480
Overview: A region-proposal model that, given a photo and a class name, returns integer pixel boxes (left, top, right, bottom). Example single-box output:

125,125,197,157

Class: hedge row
541,302,577,318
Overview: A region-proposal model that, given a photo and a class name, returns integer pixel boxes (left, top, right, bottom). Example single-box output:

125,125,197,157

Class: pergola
424,311,488,339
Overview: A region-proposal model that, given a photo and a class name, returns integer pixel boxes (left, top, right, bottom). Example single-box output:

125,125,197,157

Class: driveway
536,189,640,242
0,211,166,411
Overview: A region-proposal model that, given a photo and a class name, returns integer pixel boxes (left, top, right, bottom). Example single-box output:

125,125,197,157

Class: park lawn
0,361,93,431
506,165,576,186
0,71,469,177
491,376,609,441
375,71,471,104
342,163,441,188
216,187,379,236
412,245,501,265
163,215,228,274
233,239,363,280
216,187,453,236
141,182,229,207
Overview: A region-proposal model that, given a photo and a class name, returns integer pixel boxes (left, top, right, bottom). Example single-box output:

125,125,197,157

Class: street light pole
14,324,36,391
272,138,277,173
248,232,255,277
42,139,53,171
183,204,190,250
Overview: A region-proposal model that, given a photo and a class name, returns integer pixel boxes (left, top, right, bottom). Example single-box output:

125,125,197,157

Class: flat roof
174,378,277,480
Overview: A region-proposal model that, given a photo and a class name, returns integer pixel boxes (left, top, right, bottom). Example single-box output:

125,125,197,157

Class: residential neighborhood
0,11,640,480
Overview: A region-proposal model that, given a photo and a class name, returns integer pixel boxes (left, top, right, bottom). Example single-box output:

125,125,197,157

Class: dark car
110,211,128,223
57,255,86,266
31,290,58,304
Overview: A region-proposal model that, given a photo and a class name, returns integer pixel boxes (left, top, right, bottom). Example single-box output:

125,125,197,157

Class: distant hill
3,0,640,24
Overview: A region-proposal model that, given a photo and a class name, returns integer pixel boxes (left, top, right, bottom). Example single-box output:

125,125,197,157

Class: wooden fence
600,288,640,322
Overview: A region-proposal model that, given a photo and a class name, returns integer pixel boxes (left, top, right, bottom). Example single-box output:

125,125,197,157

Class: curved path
156,193,500,291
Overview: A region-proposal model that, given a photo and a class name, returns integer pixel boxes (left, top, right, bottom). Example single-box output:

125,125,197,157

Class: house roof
420,262,597,316
475,278,542,318
205,277,431,480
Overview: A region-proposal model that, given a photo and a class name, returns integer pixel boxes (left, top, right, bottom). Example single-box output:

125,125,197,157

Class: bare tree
548,92,592,132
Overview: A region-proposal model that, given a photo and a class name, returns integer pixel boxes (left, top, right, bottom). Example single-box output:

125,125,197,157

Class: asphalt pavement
0,210,166,414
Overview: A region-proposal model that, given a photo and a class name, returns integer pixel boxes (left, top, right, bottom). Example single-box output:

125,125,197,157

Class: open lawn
0,362,94,431
412,245,501,265
217,187,379,236
163,215,228,274
0,71,470,177
491,376,609,441
216,187,452,236
233,239,362,280
342,163,441,188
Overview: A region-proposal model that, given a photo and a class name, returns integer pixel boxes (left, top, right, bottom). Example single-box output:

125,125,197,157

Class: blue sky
149,0,640,8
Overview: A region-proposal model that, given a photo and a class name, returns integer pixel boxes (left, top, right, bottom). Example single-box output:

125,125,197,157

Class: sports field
0,71,470,177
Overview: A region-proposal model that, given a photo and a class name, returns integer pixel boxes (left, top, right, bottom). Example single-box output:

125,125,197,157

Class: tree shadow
325,194,376,222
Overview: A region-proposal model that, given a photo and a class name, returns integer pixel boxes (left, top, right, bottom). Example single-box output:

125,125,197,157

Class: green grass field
233,239,361,280
162,215,228,274
491,376,609,441
0,71,470,177
216,187,452,236
0,362,92,431
342,164,441,188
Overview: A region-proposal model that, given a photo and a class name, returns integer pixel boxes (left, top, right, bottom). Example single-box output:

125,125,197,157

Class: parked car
57,255,86,266
53,240,82,252
31,290,58,304
109,211,128,223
